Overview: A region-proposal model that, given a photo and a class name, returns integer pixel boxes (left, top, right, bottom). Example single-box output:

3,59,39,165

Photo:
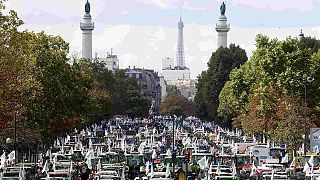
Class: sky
4,0,320,78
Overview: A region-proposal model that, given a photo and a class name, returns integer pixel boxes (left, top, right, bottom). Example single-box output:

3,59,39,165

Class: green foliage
160,91,195,117
108,69,150,118
195,44,248,123
0,3,150,144
219,34,320,149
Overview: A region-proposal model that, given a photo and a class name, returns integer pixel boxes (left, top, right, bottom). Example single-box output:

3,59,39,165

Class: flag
145,161,150,175
216,162,221,176
42,160,49,173
221,145,224,155
97,159,102,173
56,138,60,146
151,162,154,177
308,155,314,167
107,138,112,146
121,137,125,151
8,150,15,162
152,149,157,159
289,157,296,168
281,153,289,164
303,162,310,176
0,152,6,168
313,146,319,153
121,168,125,180
89,138,93,150
232,163,237,177
86,149,94,160
86,157,92,170
250,162,260,177
66,134,70,142
166,149,172,157
165,163,170,178
69,161,73,173
198,156,207,170
207,168,211,180
208,162,213,177
271,169,274,180
19,166,26,180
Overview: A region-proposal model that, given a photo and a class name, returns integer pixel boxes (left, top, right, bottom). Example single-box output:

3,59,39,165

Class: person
80,162,91,180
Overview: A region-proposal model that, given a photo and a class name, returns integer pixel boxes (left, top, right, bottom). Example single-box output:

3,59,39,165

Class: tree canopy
194,44,248,123
160,90,195,117
0,1,150,149
218,34,320,150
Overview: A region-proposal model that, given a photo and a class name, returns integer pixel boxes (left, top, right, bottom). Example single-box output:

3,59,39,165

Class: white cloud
198,41,215,52
182,1,206,10
17,21,320,79
119,54,138,68
138,0,207,10
93,24,131,52
146,29,166,46
138,0,180,9
5,0,106,19
121,11,129,15
232,0,318,12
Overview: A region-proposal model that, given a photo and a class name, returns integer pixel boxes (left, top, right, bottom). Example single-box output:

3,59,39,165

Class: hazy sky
4,0,320,78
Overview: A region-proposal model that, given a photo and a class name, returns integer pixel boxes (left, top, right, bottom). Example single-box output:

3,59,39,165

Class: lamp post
14,112,17,162
172,115,176,178
290,76,314,156
303,76,314,156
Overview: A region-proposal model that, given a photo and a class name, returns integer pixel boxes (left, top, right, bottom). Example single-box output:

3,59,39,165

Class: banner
310,128,320,153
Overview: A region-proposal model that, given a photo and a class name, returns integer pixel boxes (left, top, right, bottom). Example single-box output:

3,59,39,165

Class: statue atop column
220,2,226,16
85,0,90,13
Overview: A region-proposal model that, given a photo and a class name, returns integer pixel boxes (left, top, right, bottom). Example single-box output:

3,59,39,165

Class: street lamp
172,115,177,178
303,76,314,156
6,138,13,144
291,76,314,155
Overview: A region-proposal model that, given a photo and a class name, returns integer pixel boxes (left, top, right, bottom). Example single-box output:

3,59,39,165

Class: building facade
161,67,191,86
125,68,162,110
162,57,175,70
94,50,119,71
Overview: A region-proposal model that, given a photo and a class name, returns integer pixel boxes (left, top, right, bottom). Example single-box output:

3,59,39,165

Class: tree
0,0,151,150
0,1,43,143
160,91,195,117
108,69,150,118
219,34,320,146
195,44,248,123
273,90,315,151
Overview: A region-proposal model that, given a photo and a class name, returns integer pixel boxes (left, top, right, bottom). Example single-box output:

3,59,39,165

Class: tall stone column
80,0,94,59
215,2,230,49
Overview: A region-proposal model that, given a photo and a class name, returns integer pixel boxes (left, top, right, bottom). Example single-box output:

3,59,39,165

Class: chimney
128,66,130,69
95,52,98,59
133,66,135,69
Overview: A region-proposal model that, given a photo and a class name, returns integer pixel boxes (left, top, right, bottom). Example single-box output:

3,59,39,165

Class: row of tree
0,0,149,148
195,34,320,150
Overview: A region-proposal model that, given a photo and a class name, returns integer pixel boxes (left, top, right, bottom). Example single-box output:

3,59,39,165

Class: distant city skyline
5,0,320,78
